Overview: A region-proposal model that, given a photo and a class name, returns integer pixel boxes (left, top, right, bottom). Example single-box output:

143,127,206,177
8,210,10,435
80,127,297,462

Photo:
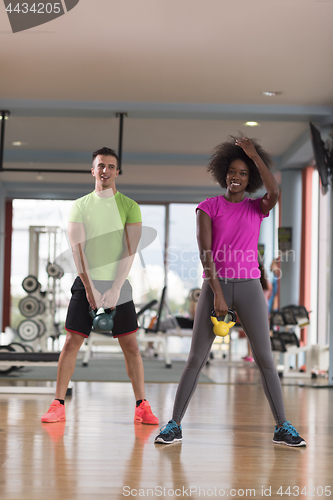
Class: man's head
92,147,119,166
91,147,119,192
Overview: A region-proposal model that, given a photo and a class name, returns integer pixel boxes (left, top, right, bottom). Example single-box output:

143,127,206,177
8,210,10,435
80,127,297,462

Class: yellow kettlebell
211,309,237,337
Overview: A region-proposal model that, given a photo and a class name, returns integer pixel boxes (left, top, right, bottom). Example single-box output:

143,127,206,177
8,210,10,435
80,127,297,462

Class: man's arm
101,222,142,309
67,221,102,310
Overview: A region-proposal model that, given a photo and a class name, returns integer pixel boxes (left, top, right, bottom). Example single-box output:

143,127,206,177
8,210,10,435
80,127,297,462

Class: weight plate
46,262,64,279
46,262,60,278
8,342,27,352
23,344,34,352
0,345,16,374
10,342,34,352
35,318,46,338
17,319,40,342
19,296,40,318
57,266,64,279
38,300,46,315
7,343,27,371
21,275,39,294
189,288,201,302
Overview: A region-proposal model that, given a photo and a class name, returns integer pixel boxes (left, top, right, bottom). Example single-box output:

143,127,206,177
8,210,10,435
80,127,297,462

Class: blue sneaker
154,420,182,444
273,421,306,447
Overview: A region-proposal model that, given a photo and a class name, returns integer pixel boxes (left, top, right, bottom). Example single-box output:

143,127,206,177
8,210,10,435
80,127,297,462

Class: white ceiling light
262,91,283,96
244,121,260,127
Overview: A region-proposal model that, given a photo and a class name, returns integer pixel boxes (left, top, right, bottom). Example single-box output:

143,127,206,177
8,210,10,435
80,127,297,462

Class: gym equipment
6,342,32,373
0,224,70,395
0,345,16,374
0,344,73,395
35,318,46,337
9,342,34,353
137,300,158,318
9,342,29,352
270,308,307,346
269,304,328,379
17,319,40,342
17,277,48,346
0,343,31,374
189,288,200,319
189,288,200,302
38,300,46,315
46,262,64,279
89,307,116,334
270,335,287,353
18,296,41,318
21,275,39,293
16,226,66,352
136,287,198,368
282,305,310,328
211,309,236,337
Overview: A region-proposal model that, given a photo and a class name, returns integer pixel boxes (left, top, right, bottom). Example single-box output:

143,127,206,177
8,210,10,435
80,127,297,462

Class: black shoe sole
273,439,306,447
154,437,182,444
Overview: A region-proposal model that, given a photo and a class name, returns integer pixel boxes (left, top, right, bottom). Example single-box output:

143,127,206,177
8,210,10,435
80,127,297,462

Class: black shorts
65,277,138,338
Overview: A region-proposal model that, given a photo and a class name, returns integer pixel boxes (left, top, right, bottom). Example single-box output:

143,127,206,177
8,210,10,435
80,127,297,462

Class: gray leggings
172,279,286,425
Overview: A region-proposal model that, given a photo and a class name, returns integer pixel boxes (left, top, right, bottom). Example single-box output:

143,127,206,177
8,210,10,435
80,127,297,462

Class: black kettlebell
89,307,116,334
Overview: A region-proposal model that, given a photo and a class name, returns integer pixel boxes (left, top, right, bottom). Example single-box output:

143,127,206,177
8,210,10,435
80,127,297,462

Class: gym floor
0,361,332,500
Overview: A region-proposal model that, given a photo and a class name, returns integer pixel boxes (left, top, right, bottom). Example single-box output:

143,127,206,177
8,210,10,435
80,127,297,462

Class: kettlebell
211,309,236,337
89,307,116,334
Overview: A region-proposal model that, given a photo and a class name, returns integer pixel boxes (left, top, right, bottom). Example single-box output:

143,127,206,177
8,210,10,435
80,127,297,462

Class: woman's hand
235,137,257,159
214,292,229,318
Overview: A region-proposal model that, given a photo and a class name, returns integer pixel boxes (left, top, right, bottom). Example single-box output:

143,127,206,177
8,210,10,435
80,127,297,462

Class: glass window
168,204,203,315
130,204,166,308
11,199,74,331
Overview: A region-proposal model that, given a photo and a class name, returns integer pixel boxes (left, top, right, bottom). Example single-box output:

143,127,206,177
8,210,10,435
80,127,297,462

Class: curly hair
207,136,274,193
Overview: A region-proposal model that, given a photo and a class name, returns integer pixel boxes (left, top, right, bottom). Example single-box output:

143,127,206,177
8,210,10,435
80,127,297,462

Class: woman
155,136,306,447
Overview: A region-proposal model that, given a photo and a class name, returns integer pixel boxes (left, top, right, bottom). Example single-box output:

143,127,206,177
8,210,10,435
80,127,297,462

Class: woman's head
207,136,273,193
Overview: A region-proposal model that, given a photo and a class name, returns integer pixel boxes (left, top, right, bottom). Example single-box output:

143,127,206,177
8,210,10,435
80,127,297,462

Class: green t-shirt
68,190,142,280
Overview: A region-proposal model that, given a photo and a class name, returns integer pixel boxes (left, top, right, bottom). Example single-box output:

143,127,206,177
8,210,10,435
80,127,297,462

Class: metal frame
0,111,126,174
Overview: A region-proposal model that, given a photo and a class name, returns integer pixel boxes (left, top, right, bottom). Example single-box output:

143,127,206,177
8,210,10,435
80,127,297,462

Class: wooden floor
0,376,332,499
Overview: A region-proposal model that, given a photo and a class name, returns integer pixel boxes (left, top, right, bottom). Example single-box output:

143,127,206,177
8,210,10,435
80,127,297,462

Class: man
41,147,159,425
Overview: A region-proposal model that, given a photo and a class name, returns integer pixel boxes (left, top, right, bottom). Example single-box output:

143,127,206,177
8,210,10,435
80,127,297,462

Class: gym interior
0,1,333,499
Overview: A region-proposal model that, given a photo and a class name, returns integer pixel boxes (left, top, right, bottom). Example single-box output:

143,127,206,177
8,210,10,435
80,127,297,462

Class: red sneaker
134,400,159,425
41,400,66,423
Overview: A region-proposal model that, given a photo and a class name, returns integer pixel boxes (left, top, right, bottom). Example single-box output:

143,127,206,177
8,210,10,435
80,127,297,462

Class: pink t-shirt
197,196,269,279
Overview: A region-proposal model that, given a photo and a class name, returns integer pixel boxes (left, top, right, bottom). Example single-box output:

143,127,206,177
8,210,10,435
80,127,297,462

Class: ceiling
1,0,333,202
